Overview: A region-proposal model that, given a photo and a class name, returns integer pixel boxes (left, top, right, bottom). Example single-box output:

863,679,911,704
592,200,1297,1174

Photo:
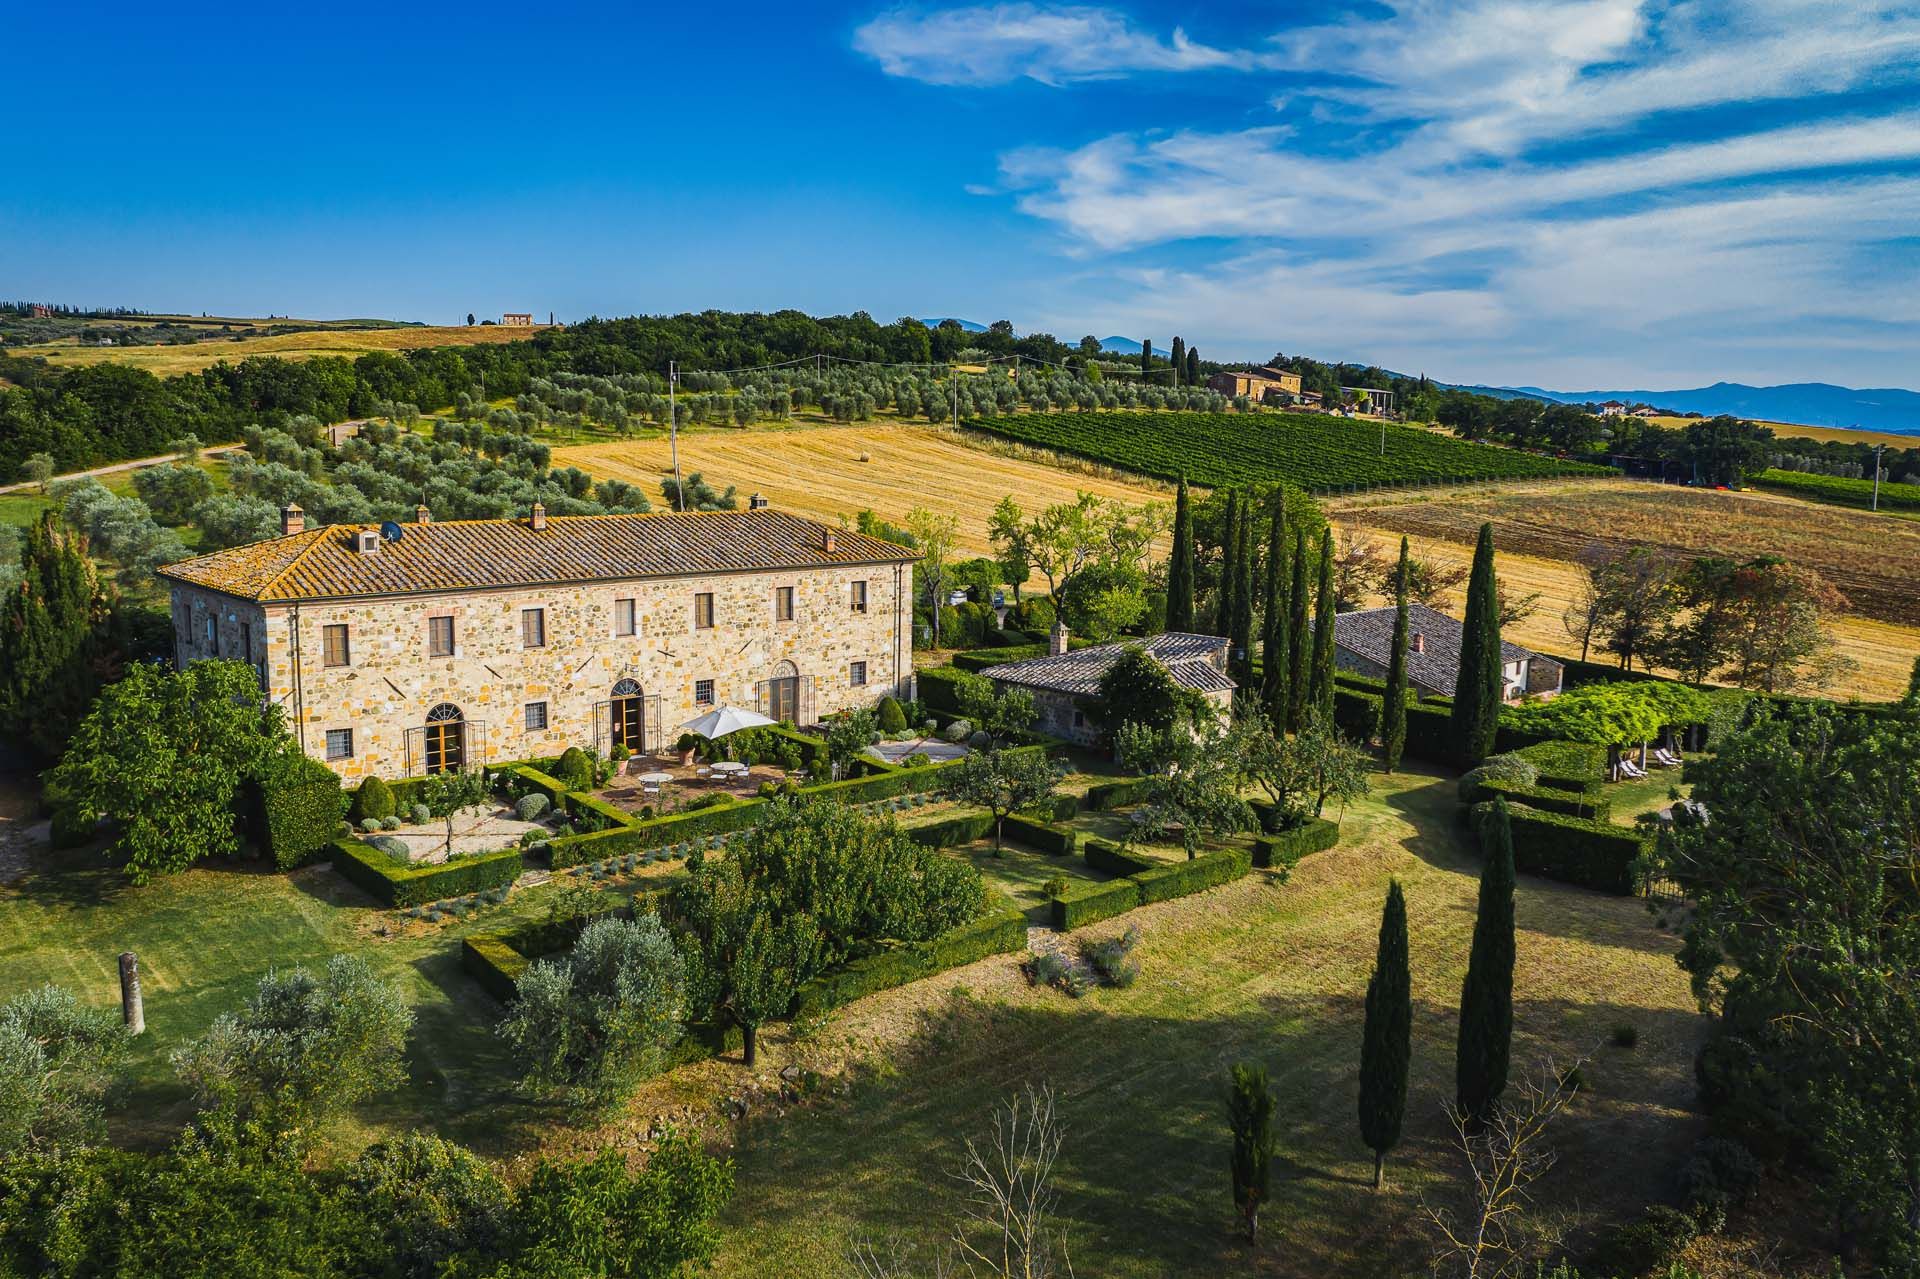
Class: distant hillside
919,317,987,333
1098,336,1144,355
1499,381,1920,435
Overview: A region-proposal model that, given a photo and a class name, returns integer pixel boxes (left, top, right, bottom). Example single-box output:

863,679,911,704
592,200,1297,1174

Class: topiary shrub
361,817,384,833
904,752,932,768
515,793,551,821
351,775,396,823
877,696,908,734
610,742,631,763
1457,751,1540,803
409,803,429,825
943,719,972,744
380,816,402,831
555,747,593,792
967,729,991,750
369,835,409,861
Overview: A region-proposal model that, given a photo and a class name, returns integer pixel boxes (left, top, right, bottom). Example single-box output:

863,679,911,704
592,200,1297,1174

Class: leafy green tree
1382,538,1410,771
1093,643,1209,740
1680,414,1774,486
1450,522,1502,766
823,706,879,778
1654,702,1920,1262
419,767,490,861
1309,527,1337,725
1166,475,1195,632
1655,556,1851,693
1116,715,1252,859
132,462,213,525
1186,346,1201,387
343,1132,514,1278
172,954,413,1150
1259,499,1288,727
498,916,687,1107
1456,800,1516,1128
952,672,1037,745
1286,527,1310,731
906,506,960,648
943,748,1060,850
19,452,55,492
1358,880,1411,1189
192,493,282,549
677,862,815,1069
1140,338,1152,374
0,985,128,1157
0,511,103,760
49,660,288,880
1227,1062,1275,1242
1235,707,1370,825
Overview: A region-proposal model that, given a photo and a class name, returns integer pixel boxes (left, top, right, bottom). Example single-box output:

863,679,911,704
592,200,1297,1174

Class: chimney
1411,632,1425,654
529,501,547,532
415,503,432,525
1049,622,1070,657
821,527,836,554
280,504,305,537
749,492,769,510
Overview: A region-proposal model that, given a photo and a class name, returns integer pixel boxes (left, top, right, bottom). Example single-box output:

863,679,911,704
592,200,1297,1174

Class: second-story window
694,593,715,630
521,607,546,649
614,597,636,637
428,615,455,658
322,624,350,667
775,586,795,622
851,580,868,613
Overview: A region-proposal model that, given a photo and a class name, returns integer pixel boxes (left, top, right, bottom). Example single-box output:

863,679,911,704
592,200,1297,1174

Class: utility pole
668,360,682,511
1873,443,1885,512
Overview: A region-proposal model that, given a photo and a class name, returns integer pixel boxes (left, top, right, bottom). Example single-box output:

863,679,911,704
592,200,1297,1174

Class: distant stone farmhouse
1207,366,1304,403
1331,604,1562,702
159,505,917,780
983,630,1235,746
501,312,534,327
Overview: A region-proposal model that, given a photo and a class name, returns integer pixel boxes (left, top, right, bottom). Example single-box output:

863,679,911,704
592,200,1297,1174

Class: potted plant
676,732,700,766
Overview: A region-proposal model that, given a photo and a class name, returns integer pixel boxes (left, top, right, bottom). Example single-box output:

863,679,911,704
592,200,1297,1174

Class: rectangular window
204,615,216,648
849,661,867,687
524,701,548,731
322,624,350,667
694,593,715,630
694,679,715,706
324,728,354,760
239,621,252,658
775,586,795,622
428,615,455,658
850,580,868,613
521,607,546,649
614,597,636,637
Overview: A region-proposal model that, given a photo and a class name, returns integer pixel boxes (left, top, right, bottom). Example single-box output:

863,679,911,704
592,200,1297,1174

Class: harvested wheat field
1332,479,1920,700
15,323,554,375
558,423,1175,558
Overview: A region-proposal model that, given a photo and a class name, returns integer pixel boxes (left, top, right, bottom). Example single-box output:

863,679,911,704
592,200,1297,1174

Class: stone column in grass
118,951,145,1035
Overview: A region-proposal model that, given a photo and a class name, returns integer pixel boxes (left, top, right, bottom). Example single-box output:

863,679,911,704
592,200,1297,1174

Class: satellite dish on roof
380,521,404,543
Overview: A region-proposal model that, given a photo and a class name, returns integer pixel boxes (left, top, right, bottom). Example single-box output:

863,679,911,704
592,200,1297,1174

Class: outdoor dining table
635,771,674,785
711,761,749,778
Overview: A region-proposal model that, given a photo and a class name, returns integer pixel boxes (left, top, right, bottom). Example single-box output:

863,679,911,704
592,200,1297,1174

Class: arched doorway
765,660,800,725
610,678,645,753
423,702,465,773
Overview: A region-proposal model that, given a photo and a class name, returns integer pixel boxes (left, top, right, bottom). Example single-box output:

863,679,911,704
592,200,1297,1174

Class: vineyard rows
969,411,1611,493
1754,468,1920,513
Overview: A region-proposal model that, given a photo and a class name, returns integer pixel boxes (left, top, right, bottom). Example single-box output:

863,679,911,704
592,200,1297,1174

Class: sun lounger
1615,758,1647,780
1653,748,1684,767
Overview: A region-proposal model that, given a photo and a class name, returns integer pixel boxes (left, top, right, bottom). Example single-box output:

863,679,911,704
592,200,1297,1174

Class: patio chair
1653,748,1684,767
1616,758,1647,780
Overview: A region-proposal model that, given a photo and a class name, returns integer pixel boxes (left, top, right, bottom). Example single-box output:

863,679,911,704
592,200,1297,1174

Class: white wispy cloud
853,4,1243,86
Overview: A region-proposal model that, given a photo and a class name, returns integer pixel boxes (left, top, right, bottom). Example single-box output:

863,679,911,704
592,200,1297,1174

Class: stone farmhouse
1207,366,1304,403
159,503,918,781
983,629,1235,747
1330,603,1562,703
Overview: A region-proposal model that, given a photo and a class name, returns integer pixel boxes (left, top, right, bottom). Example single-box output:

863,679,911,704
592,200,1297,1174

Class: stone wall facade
170,562,913,781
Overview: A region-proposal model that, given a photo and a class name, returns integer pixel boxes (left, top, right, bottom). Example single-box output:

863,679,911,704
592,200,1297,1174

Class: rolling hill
1499,380,1920,435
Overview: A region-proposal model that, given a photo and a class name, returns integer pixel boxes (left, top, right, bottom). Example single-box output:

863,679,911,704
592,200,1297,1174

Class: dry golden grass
1644,415,1920,449
14,324,553,374
557,423,1175,558
1332,479,1920,700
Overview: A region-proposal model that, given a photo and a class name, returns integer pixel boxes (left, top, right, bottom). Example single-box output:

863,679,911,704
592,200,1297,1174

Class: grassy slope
11,324,554,375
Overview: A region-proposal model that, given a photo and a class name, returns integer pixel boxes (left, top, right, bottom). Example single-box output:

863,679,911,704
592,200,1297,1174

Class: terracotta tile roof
984,632,1235,698
158,510,918,603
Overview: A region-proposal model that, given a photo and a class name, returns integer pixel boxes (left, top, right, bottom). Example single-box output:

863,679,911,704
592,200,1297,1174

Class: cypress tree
1229,498,1255,688
1285,527,1311,731
1186,346,1201,387
1170,336,1186,386
1217,490,1239,637
1381,537,1410,771
1456,799,1517,1128
1309,527,1337,725
1450,522,1503,766
1227,1062,1275,1242
1259,497,1288,726
1141,339,1152,375
1359,879,1411,1189
1167,476,1196,632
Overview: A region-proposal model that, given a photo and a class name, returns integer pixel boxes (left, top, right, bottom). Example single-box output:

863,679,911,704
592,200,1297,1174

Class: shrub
1042,875,1069,899
609,742,631,762
943,718,972,743
516,793,551,821
1024,951,1085,997
555,747,593,792
380,816,402,831
686,792,734,811
409,803,430,825
1082,926,1141,987
248,752,347,870
350,776,396,823
1611,1022,1639,1049
1457,752,1540,803
369,835,408,858
877,696,908,733
1586,1205,1697,1277
904,752,932,768
1679,1137,1761,1228
360,818,384,833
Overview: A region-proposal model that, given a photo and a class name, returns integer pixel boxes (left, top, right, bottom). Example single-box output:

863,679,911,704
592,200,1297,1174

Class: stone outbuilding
1330,603,1562,702
982,629,1235,746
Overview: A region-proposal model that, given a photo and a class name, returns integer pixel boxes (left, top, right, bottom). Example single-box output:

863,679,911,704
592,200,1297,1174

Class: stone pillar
118,951,144,1035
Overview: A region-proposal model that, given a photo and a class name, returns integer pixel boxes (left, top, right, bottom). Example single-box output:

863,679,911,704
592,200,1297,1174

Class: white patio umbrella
679,704,777,740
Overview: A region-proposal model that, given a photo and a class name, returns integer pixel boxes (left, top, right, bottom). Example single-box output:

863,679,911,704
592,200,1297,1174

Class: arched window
424,703,465,773
612,678,642,697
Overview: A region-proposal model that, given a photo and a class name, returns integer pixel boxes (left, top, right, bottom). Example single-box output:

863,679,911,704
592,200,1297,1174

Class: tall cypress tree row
1229,500,1256,689
1259,497,1288,726
1170,336,1186,386
1309,527,1337,725
1167,476,1196,633
1381,536,1410,771
1456,799,1517,1128
1186,346,1201,387
1359,879,1411,1189
1285,526,1311,731
1217,489,1240,637
1450,522,1503,766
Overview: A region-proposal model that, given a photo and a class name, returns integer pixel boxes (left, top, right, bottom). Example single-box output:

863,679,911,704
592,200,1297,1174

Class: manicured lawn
946,837,1112,918
1602,756,1694,823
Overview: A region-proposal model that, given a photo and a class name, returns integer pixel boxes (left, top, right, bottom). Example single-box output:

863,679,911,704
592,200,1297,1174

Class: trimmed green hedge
1082,837,1158,876
917,666,975,713
1251,817,1340,868
329,837,524,908
1082,778,1154,811
1003,813,1079,855
1051,877,1142,930
461,933,530,1002
1021,793,1082,824
547,798,760,867
1051,841,1253,928
906,811,996,848
1470,778,1612,821
954,645,1045,672
249,754,347,870
791,893,1028,1017
1513,740,1609,792
563,790,630,833
1471,802,1647,895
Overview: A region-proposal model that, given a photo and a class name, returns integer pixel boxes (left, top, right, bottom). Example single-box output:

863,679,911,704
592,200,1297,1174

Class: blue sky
8,1,1920,389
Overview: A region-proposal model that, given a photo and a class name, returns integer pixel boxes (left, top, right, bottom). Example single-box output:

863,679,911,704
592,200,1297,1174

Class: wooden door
611,697,645,753
424,718,464,773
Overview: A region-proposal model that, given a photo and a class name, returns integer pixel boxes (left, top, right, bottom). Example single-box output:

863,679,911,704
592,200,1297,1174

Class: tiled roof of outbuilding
158,510,918,603
1330,603,1547,695
984,631,1234,698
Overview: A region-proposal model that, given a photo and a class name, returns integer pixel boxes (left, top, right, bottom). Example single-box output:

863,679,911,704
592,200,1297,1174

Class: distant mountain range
918,317,987,333
1463,380,1920,435
914,321,1152,357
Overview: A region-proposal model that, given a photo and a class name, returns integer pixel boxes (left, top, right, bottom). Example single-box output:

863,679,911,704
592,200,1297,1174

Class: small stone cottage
982,628,1236,746
1330,603,1562,702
